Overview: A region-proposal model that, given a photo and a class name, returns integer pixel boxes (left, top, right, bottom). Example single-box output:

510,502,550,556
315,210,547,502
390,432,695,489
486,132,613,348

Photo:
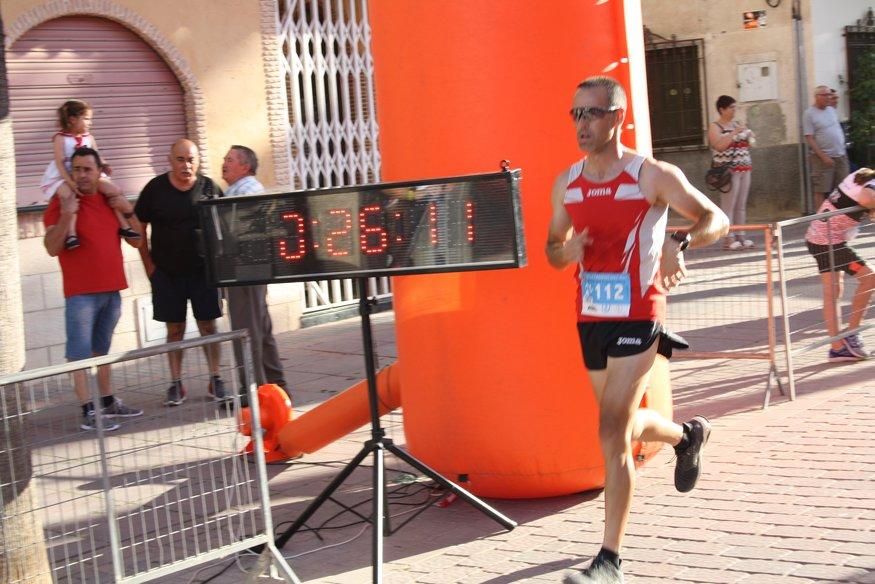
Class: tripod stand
273,277,516,582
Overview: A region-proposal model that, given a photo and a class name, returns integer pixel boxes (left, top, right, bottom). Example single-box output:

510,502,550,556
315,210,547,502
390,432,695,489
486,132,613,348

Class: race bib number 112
581,272,631,317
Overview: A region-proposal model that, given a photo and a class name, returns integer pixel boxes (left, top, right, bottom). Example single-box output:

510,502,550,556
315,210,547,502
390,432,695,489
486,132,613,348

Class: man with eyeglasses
546,76,729,584
804,85,850,209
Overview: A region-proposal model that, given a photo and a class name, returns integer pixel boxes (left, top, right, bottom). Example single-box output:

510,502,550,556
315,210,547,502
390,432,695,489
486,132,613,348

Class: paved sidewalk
173,311,874,584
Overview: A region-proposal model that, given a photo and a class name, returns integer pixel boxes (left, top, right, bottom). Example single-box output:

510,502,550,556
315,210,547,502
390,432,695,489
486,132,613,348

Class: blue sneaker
843,334,869,359
828,345,865,363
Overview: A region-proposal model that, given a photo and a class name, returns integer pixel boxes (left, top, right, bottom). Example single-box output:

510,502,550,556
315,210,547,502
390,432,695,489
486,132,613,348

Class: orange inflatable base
239,384,294,463
276,364,402,458
250,356,671,498
400,355,673,499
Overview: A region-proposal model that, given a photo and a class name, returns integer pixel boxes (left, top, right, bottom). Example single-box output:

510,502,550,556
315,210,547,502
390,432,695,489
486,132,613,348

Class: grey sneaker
563,555,623,583
81,410,120,432
209,377,232,403
843,334,869,359
164,383,187,407
674,416,711,493
102,399,143,418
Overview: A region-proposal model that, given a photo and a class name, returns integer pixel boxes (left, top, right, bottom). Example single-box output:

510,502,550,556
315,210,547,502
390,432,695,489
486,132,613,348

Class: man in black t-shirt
135,139,229,406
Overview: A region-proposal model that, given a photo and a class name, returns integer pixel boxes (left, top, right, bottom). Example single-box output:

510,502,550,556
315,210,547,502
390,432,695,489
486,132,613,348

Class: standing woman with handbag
708,95,756,250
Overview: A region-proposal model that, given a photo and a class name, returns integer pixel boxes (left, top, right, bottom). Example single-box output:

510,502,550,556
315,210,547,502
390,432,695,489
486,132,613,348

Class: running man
546,76,729,583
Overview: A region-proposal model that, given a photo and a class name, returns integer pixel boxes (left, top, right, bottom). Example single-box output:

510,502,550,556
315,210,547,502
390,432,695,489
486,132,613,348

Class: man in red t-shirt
44,147,144,431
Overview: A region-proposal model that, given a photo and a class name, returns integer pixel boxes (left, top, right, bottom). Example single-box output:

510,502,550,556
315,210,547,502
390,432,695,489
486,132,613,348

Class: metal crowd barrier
665,224,784,407
0,331,298,583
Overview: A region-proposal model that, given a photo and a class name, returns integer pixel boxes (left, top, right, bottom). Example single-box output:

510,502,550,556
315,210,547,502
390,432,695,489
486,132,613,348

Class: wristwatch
670,231,691,251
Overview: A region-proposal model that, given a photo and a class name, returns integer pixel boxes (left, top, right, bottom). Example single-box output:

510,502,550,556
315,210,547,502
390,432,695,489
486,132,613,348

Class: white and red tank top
806,172,875,245
563,155,668,322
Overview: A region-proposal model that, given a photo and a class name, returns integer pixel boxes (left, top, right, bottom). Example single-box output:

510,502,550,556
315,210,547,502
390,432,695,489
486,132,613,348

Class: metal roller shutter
9,15,186,207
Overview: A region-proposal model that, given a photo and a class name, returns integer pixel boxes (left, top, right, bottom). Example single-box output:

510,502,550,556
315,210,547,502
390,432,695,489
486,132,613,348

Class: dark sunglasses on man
569,106,621,122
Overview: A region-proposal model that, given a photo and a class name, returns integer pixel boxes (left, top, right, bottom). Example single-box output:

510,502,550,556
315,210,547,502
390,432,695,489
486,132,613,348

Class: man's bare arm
642,159,728,290
44,196,79,257
545,171,585,269
649,159,729,248
44,223,72,257
124,215,144,248
137,220,155,275
805,134,832,165
105,193,144,248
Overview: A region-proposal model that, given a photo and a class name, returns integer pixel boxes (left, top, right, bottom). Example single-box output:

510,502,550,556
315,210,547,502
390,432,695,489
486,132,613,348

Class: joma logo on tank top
587,187,613,198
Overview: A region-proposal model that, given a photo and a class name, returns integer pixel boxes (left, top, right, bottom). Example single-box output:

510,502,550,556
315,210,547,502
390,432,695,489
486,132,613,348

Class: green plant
849,49,875,167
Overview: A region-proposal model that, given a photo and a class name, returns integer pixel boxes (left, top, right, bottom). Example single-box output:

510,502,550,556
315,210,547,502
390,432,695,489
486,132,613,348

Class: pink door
8,16,187,207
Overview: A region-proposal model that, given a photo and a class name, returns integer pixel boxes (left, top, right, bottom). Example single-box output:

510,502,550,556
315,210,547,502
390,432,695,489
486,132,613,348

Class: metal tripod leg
385,439,516,530
274,441,374,550
372,440,385,583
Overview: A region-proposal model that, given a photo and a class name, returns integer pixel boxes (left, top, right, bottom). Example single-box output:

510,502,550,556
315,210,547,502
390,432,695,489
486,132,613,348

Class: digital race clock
197,169,526,285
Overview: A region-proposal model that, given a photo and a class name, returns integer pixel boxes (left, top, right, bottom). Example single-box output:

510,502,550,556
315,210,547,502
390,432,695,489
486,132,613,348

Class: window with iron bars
277,0,390,311
645,38,707,149
278,0,381,190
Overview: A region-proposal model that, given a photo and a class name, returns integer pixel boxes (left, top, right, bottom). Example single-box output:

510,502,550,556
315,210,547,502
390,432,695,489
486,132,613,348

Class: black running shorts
576,320,689,371
806,241,866,275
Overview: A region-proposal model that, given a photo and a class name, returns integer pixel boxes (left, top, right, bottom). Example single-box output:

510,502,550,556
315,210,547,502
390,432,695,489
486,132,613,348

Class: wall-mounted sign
744,11,767,29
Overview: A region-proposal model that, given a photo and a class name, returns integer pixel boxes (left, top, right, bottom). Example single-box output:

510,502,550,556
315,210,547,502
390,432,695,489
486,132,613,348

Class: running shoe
843,334,869,359
102,399,143,418
674,416,711,493
741,239,755,248
81,410,120,432
164,383,187,406
724,240,743,251
208,377,232,403
828,345,865,363
563,555,624,583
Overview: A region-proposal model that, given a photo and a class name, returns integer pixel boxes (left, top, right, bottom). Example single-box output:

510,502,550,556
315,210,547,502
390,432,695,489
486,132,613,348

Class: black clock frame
196,168,526,286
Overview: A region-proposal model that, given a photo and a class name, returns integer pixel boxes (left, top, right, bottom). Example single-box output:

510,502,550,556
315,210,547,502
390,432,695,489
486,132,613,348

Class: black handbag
705,162,732,193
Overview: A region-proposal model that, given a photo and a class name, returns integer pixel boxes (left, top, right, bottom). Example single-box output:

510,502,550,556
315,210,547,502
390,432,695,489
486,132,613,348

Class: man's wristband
122,212,134,219
670,231,691,251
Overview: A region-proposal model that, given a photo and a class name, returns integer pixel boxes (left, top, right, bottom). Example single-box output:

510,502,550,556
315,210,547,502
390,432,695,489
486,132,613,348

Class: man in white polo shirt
221,145,288,397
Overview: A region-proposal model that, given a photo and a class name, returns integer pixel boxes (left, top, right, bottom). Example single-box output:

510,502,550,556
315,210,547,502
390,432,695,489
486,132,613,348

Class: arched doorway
8,15,186,207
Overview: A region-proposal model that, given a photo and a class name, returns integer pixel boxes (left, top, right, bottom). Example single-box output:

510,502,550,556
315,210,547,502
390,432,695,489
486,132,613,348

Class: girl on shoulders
40,99,139,249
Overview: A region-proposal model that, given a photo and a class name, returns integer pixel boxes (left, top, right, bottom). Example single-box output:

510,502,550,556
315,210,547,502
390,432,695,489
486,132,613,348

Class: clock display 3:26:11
277,200,476,261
